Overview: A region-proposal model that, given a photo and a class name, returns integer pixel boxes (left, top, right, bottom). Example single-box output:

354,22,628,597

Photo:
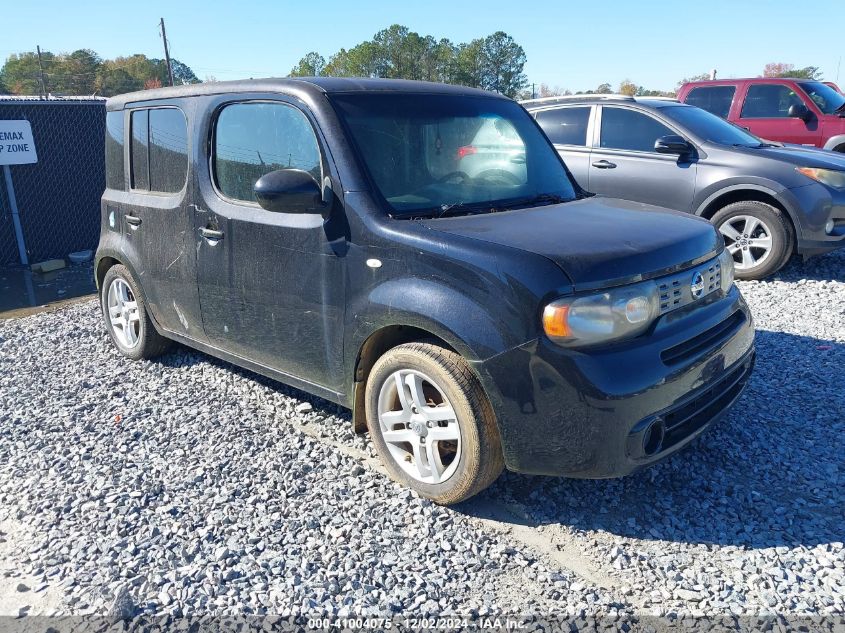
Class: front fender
347,277,519,367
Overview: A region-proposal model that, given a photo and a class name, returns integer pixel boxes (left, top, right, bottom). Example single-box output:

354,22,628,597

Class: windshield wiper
435,201,496,218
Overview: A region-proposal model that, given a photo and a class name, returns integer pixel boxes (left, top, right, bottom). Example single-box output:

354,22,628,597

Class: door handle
125,214,142,226
592,160,617,169
199,227,224,241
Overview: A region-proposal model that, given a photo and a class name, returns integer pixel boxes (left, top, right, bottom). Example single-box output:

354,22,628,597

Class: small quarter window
213,102,321,204
105,111,125,190
535,107,591,146
130,110,149,190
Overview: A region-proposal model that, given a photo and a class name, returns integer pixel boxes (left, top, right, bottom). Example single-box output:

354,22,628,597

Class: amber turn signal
542,303,571,338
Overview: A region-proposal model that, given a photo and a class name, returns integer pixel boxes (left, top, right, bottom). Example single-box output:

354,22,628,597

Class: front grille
657,259,721,315
661,355,753,450
661,310,746,366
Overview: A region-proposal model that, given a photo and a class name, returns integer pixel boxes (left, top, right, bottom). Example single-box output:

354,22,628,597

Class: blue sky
3,0,843,92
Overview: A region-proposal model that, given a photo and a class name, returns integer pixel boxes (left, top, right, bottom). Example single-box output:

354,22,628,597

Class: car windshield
330,93,578,217
661,105,767,147
797,81,845,115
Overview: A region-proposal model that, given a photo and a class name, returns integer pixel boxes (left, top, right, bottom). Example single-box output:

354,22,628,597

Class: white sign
0,120,38,165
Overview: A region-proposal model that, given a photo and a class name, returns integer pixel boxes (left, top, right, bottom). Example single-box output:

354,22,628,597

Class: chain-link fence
0,98,105,265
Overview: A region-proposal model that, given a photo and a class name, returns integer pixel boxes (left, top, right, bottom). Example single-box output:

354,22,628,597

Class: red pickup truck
677,78,845,153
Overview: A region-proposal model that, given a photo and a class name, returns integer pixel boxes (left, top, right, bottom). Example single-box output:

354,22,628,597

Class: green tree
289,52,326,77
480,31,527,97
0,52,49,94
170,59,200,85
454,39,486,89
63,49,101,94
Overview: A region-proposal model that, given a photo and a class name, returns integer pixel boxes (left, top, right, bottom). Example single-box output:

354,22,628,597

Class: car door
533,106,593,189
737,83,821,146
121,103,205,338
192,96,345,392
588,105,697,212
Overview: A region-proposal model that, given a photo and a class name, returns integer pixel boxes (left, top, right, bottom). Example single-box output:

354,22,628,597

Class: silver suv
523,94,845,280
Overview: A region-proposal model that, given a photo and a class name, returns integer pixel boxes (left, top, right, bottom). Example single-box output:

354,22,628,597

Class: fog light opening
825,219,835,235
642,419,666,457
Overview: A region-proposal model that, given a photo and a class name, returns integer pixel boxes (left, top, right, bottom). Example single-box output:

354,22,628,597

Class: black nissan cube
96,78,755,504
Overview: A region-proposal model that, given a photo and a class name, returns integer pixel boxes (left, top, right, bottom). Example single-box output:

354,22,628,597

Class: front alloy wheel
377,369,462,484
718,214,774,271
365,343,504,504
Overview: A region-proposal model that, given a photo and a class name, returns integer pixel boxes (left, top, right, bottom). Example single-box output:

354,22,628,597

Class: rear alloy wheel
101,264,171,360
711,201,793,280
365,343,504,504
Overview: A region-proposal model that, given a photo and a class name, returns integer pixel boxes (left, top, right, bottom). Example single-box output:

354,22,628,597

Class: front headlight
718,247,734,290
796,167,845,189
542,280,660,347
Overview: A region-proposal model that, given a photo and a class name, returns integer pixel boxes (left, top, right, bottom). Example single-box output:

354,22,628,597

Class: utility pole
36,45,47,98
159,18,175,87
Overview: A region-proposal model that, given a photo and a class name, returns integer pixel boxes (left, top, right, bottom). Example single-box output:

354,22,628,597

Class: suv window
105,111,125,190
149,109,188,193
534,107,590,146
599,107,674,153
740,84,804,118
214,102,321,204
684,86,735,118
130,107,188,193
130,110,149,190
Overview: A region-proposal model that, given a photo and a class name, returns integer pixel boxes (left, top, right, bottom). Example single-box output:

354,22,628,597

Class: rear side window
535,107,590,146
213,102,321,204
740,84,804,118
149,109,188,193
130,107,188,193
599,107,674,153
105,111,125,190
130,110,149,190
684,86,736,118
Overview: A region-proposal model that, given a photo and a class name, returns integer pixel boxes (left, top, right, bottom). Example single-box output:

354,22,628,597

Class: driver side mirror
654,135,693,155
254,169,322,213
787,103,812,122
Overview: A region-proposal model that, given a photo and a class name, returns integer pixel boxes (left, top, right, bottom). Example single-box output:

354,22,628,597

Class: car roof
522,95,684,111
106,77,506,109
683,77,818,87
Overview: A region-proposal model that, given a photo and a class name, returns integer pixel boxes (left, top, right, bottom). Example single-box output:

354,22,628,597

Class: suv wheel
711,201,793,280
365,343,504,505
101,264,171,360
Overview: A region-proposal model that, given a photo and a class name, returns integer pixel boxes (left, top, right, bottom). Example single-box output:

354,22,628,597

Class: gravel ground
0,249,843,626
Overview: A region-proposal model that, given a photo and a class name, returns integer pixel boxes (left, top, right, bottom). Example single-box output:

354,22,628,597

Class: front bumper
474,285,755,478
787,182,845,257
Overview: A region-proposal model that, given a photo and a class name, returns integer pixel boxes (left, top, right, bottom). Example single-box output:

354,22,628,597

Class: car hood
730,143,845,169
419,196,721,290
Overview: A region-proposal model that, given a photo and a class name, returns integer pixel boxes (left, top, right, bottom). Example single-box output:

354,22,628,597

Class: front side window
105,111,125,190
684,86,736,118
661,105,764,147
599,107,674,153
330,94,577,217
535,107,591,146
214,102,321,204
130,107,188,193
797,81,845,115
740,84,804,118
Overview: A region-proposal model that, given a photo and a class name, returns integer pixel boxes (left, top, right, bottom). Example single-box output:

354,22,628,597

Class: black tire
711,201,793,280
100,264,171,360
365,343,504,505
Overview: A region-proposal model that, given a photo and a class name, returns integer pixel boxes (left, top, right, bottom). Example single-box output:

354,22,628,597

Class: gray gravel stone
0,249,842,620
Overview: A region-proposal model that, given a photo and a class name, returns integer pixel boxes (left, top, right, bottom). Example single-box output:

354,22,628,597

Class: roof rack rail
520,93,635,106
